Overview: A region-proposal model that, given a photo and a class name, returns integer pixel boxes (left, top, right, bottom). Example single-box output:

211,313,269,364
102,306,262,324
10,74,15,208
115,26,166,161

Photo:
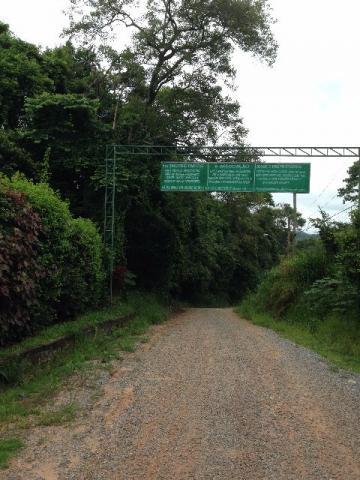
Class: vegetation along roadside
237,213,360,374
0,292,170,468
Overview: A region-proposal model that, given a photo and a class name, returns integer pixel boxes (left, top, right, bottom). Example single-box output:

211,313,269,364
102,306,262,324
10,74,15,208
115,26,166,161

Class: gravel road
3,308,360,479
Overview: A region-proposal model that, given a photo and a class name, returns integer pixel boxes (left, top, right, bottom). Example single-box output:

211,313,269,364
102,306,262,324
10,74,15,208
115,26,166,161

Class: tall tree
66,0,277,143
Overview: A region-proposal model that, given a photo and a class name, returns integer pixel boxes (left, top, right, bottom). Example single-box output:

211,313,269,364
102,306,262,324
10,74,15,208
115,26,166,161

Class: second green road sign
160,162,311,193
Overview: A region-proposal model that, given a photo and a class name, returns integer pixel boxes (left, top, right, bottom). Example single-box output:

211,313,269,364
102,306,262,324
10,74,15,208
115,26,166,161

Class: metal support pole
109,147,116,305
287,216,291,252
103,149,109,241
104,146,116,305
293,192,297,246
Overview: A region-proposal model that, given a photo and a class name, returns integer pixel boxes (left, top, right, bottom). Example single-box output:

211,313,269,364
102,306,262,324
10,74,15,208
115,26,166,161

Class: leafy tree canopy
43,42,102,95
338,160,360,204
65,0,277,143
22,93,109,217
0,22,52,129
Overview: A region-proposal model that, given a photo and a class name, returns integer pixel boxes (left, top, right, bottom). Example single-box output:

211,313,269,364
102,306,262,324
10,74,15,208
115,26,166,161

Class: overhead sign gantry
104,145,360,302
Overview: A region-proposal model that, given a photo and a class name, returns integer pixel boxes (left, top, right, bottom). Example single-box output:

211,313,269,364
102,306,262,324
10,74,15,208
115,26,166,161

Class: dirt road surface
3,308,360,479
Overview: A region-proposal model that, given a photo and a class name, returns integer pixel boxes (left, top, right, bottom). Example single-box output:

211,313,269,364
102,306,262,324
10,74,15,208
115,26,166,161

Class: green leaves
0,131,35,179
22,93,108,216
0,176,106,345
0,183,45,345
0,22,52,130
338,159,360,204
304,276,356,317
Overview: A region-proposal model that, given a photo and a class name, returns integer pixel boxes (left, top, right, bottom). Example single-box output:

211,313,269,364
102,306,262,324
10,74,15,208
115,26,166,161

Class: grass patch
0,438,24,469
36,403,78,427
0,291,170,435
117,336,136,352
236,297,360,373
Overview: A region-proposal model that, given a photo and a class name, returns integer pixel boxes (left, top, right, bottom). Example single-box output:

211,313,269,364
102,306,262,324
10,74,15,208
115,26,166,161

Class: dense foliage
0,177,105,344
244,209,359,329
240,210,360,369
0,186,45,344
253,242,328,318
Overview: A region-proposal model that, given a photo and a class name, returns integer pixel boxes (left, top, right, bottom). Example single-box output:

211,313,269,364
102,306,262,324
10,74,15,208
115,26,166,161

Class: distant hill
296,231,319,241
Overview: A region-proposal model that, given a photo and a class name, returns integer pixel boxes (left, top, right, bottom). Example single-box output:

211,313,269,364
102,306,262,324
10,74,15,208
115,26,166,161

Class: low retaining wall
0,313,135,370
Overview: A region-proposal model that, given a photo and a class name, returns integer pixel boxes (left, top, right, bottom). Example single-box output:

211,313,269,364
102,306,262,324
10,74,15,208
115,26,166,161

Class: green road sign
208,163,254,191
254,163,311,193
160,162,311,193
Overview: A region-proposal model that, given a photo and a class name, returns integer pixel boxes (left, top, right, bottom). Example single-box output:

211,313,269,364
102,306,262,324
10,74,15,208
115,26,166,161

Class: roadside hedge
0,175,105,345
60,218,105,318
0,188,45,344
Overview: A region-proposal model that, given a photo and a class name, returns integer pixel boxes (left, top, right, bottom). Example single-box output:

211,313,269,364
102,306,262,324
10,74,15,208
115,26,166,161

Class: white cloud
1,0,68,47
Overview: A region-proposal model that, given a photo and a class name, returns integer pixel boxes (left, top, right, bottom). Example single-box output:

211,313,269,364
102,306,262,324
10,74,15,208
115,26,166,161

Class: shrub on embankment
239,237,360,370
0,175,105,345
245,230,359,324
252,242,329,318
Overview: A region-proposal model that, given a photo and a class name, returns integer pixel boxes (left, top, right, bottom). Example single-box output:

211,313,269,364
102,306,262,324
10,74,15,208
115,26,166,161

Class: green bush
304,275,356,318
59,218,105,318
4,175,76,325
300,222,359,321
0,175,106,343
335,224,360,288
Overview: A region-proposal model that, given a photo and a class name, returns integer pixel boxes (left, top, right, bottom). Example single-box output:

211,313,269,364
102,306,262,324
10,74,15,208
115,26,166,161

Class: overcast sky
2,0,358,229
